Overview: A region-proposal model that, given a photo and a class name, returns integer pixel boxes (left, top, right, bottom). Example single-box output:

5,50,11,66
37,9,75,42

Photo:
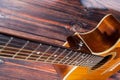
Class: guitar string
0,45,67,61
0,39,69,58
0,50,91,66
0,49,116,71
1,49,114,71
0,51,63,62
0,44,92,66
0,44,101,67
0,35,100,60
0,36,117,71
0,45,110,69
0,35,103,66
0,37,95,63
0,36,72,56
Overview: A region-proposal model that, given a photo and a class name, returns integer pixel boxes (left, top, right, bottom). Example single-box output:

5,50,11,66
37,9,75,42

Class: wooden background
0,0,120,80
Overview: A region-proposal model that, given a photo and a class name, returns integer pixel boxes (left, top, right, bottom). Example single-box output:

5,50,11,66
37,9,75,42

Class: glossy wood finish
65,14,120,80
80,15,120,53
0,0,120,80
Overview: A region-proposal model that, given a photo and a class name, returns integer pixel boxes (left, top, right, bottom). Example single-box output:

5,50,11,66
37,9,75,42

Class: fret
80,54,92,66
12,41,29,58
83,54,94,66
0,46,32,59
58,50,73,64
25,43,42,60
0,45,65,63
86,56,98,67
0,45,32,54
0,33,104,67
63,52,78,64
51,49,67,63
91,56,104,67
85,55,95,67
0,34,41,57
44,47,60,62
74,53,88,66
8,37,28,49
79,54,90,66
68,52,82,65
35,45,52,61
74,54,87,66
89,55,100,67
78,54,91,66
0,37,13,52
91,56,103,67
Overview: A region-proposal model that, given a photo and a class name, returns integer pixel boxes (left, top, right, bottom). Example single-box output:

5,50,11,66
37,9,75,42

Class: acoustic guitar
0,0,120,80
0,14,120,80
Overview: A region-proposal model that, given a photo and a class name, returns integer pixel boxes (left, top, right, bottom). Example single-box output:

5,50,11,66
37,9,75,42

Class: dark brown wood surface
0,0,120,80
0,58,59,80
0,0,120,45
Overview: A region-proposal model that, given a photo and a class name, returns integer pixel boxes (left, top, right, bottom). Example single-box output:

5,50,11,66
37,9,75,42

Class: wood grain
0,0,120,80
0,0,120,45
0,58,60,80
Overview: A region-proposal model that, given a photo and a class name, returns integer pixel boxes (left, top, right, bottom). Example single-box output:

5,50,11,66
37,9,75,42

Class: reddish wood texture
0,0,120,80
0,0,120,45
0,58,60,80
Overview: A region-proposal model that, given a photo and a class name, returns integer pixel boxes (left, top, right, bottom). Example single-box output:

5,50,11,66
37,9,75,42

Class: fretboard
0,33,104,68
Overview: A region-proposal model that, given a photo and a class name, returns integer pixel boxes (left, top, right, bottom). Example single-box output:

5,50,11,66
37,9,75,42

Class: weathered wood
0,0,120,80
0,0,120,45
0,58,60,80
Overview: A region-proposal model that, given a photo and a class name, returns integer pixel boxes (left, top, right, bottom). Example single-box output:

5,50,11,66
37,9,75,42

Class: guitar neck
0,33,103,68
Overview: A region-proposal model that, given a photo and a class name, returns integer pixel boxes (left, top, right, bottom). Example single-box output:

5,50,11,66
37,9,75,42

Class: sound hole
91,55,112,70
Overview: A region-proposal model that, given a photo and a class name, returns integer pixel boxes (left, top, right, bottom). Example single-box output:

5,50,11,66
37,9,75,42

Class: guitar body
0,0,120,80
55,14,120,80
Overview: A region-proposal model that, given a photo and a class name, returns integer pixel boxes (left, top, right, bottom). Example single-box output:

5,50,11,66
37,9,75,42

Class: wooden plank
0,0,120,45
0,0,119,80
0,58,60,80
